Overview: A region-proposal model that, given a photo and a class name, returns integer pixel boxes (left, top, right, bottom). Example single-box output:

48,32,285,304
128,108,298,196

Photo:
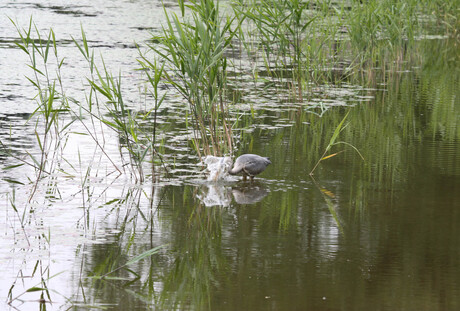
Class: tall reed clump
233,0,317,100
149,0,237,157
346,0,419,67
418,0,459,36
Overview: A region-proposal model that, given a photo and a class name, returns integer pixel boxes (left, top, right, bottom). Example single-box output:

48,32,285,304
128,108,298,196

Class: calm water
1,1,459,310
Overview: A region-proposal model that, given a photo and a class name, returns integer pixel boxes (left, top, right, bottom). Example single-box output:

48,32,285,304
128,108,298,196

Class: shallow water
1,1,459,310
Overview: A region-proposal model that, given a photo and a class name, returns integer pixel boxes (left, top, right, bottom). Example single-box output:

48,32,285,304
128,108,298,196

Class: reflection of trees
70,39,459,310
160,201,227,310
212,38,460,309
155,184,346,310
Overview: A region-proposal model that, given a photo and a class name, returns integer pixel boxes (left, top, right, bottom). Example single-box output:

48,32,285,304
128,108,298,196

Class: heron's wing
242,160,261,176
244,157,271,176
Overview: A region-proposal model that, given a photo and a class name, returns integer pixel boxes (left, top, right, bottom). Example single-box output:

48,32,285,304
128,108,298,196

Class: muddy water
1,1,459,310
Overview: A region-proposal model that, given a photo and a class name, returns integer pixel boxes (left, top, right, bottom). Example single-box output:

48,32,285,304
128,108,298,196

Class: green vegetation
2,1,458,309
4,18,168,186
4,0,457,176
146,0,458,156
148,0,237,157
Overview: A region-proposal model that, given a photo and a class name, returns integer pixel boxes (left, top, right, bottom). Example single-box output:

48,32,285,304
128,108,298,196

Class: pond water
1,1,459,310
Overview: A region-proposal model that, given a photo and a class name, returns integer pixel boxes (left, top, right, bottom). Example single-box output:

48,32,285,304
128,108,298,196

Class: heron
228,154,271,181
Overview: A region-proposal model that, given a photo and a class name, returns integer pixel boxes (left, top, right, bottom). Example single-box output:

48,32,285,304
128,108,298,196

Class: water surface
0,1,459,310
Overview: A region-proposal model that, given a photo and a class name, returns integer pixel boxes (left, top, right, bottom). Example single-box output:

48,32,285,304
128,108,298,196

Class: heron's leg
250,176,254,182
242,175,247,181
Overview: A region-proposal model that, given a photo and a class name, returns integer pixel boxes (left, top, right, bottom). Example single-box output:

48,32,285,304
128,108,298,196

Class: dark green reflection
80,38,459,310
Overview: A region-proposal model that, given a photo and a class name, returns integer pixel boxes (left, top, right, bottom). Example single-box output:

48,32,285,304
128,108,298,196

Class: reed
233,0,317,98
345,0,418,67
310,110,364,175
73,28,169,182
7,16,168,186
137,54,168,181
231,0,456,93
8,17,74,202
149,0,236,157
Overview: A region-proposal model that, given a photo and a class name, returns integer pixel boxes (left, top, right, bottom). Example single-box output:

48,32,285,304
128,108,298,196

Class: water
1,1,459,310
203,156,234,182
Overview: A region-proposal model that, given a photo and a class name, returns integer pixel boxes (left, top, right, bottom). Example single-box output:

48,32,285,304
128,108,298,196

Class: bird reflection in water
232,183,269,204
200,155,270,206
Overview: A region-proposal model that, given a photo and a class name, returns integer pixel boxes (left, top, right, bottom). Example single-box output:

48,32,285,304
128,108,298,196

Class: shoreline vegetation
2,0,458,309
4,0,458,181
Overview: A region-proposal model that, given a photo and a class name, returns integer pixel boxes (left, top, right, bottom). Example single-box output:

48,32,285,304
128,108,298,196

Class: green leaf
24,76,39,90
44,31,51,63
88,79,112,100
301,16,317,32
81,25,89,56
14,42,29,55
70,132,89,136
34,131,43,152
327,110,350,152
2,164,25,170
125,245,165,266
26,287,46,292
27,64,45,76
2,178,25,185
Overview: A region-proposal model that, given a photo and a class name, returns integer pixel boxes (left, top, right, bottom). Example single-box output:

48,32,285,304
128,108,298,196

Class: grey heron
228,154,271,181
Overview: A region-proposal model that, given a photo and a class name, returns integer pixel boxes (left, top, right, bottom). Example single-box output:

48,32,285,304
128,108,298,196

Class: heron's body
228,154,271,181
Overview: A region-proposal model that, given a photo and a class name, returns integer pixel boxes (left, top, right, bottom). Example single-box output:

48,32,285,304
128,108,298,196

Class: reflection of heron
228,154,271,181
232,184,269,204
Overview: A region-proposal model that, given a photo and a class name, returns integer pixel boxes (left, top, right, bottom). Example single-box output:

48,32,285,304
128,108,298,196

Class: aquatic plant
72,27,170,182
5,17,167,188
231,0,457,93
7,18,73,202
137,55,168,182
310,110,364,175
233,0,317,98
149,0,237,157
